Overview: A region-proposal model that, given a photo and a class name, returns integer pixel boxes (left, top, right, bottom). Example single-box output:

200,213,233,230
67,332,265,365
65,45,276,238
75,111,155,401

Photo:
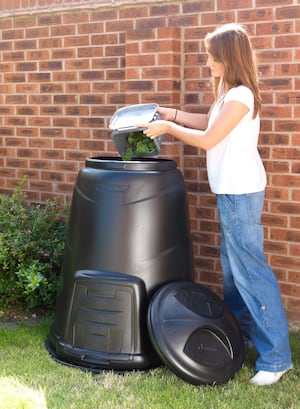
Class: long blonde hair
204,24,261,118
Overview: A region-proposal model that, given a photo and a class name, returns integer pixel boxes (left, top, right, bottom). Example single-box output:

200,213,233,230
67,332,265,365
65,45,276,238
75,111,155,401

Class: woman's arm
139,101,249,151
158,106,211,131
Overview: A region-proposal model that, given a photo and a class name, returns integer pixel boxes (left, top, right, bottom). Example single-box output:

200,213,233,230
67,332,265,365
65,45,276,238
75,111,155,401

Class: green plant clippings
122,130,157,161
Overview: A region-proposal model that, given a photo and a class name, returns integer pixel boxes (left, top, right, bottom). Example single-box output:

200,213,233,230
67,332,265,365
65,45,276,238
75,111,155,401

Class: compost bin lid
109,103,159,131
147,281,245,385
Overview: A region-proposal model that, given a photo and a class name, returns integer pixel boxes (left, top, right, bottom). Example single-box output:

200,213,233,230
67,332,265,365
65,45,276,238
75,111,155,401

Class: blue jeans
216,191,293,372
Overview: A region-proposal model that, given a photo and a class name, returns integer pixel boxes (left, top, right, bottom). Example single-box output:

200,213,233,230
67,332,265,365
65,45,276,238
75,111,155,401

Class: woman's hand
157,107,177,121
136,120,171,139
136,106,176,139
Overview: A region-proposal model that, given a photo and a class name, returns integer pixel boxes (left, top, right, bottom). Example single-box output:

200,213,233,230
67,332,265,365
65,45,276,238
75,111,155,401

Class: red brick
13,16,36,29
238,8,273,22
256,21,294,35
276,6,300,20
287,298,300,313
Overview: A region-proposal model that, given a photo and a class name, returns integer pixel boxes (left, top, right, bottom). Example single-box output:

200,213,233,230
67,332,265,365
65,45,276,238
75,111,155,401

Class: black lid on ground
147,281,245,385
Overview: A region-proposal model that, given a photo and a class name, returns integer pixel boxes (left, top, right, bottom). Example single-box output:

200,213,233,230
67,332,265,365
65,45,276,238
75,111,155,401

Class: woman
138,23,293,386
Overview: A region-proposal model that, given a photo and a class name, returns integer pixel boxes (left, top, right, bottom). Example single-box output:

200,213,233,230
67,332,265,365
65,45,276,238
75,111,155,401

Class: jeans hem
255,363,293,372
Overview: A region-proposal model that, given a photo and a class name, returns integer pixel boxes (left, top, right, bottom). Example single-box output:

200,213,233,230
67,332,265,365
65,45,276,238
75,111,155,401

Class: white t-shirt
206,85,266,194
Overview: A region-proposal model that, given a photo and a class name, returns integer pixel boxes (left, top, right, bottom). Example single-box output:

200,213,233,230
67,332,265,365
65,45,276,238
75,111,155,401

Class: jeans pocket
217,194,236,229
245,191,265,225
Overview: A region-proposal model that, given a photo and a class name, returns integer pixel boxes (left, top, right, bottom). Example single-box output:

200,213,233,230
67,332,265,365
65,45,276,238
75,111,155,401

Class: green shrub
0,178,68,310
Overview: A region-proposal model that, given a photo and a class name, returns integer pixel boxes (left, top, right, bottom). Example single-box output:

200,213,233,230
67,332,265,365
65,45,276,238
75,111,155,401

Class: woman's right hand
157,106,177,122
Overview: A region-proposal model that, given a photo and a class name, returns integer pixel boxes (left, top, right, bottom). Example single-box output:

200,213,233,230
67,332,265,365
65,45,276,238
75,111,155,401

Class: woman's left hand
136,120,170,139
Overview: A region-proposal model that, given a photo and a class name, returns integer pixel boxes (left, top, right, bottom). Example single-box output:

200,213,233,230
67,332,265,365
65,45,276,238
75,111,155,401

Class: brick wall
0,0,299,321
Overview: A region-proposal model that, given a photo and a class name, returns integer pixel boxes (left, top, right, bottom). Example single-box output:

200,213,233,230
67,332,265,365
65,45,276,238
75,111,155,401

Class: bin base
47,270,161,371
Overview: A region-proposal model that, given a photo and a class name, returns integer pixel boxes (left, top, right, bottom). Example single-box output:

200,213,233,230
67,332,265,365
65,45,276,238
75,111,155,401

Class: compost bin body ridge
47,156,194,371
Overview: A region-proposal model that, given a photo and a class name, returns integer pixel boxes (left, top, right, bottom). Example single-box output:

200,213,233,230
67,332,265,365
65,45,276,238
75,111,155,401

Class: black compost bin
47,157,193,371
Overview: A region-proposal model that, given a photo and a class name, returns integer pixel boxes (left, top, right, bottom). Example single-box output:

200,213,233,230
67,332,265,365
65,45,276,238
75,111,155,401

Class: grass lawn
0,318,299,409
